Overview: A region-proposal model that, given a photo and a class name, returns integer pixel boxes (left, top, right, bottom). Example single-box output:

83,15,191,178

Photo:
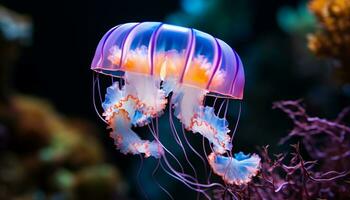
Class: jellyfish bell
91,22,244,99
91,22,260,195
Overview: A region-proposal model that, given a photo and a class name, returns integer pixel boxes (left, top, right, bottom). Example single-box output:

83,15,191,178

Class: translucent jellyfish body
91,22,260,197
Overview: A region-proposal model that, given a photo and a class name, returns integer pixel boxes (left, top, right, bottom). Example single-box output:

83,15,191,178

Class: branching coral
273,100,350,162
213,100,350,199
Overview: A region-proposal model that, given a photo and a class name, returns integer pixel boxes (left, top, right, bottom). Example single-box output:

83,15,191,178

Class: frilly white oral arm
208,152,261,185
102,75,165,158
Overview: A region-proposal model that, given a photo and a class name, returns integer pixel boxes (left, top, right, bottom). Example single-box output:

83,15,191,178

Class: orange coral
308,0,350,81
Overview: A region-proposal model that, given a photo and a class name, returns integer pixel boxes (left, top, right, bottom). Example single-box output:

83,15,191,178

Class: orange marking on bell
107,46,217,88
160,56,167,81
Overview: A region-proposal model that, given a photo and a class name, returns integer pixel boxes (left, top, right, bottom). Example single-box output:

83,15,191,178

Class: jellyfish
91,22,260,198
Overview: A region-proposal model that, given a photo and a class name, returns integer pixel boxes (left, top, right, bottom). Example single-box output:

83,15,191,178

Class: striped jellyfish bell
91,22,245,99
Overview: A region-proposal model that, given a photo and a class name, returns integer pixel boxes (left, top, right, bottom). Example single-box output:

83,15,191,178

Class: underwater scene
0,0,349,199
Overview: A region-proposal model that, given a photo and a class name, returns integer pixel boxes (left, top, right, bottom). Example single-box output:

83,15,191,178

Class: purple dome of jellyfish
91,22,260,197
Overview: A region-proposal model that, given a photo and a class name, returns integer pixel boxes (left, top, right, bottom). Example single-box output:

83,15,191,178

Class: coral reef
308,0,350,82
213,100,350,199
0,95,128,200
